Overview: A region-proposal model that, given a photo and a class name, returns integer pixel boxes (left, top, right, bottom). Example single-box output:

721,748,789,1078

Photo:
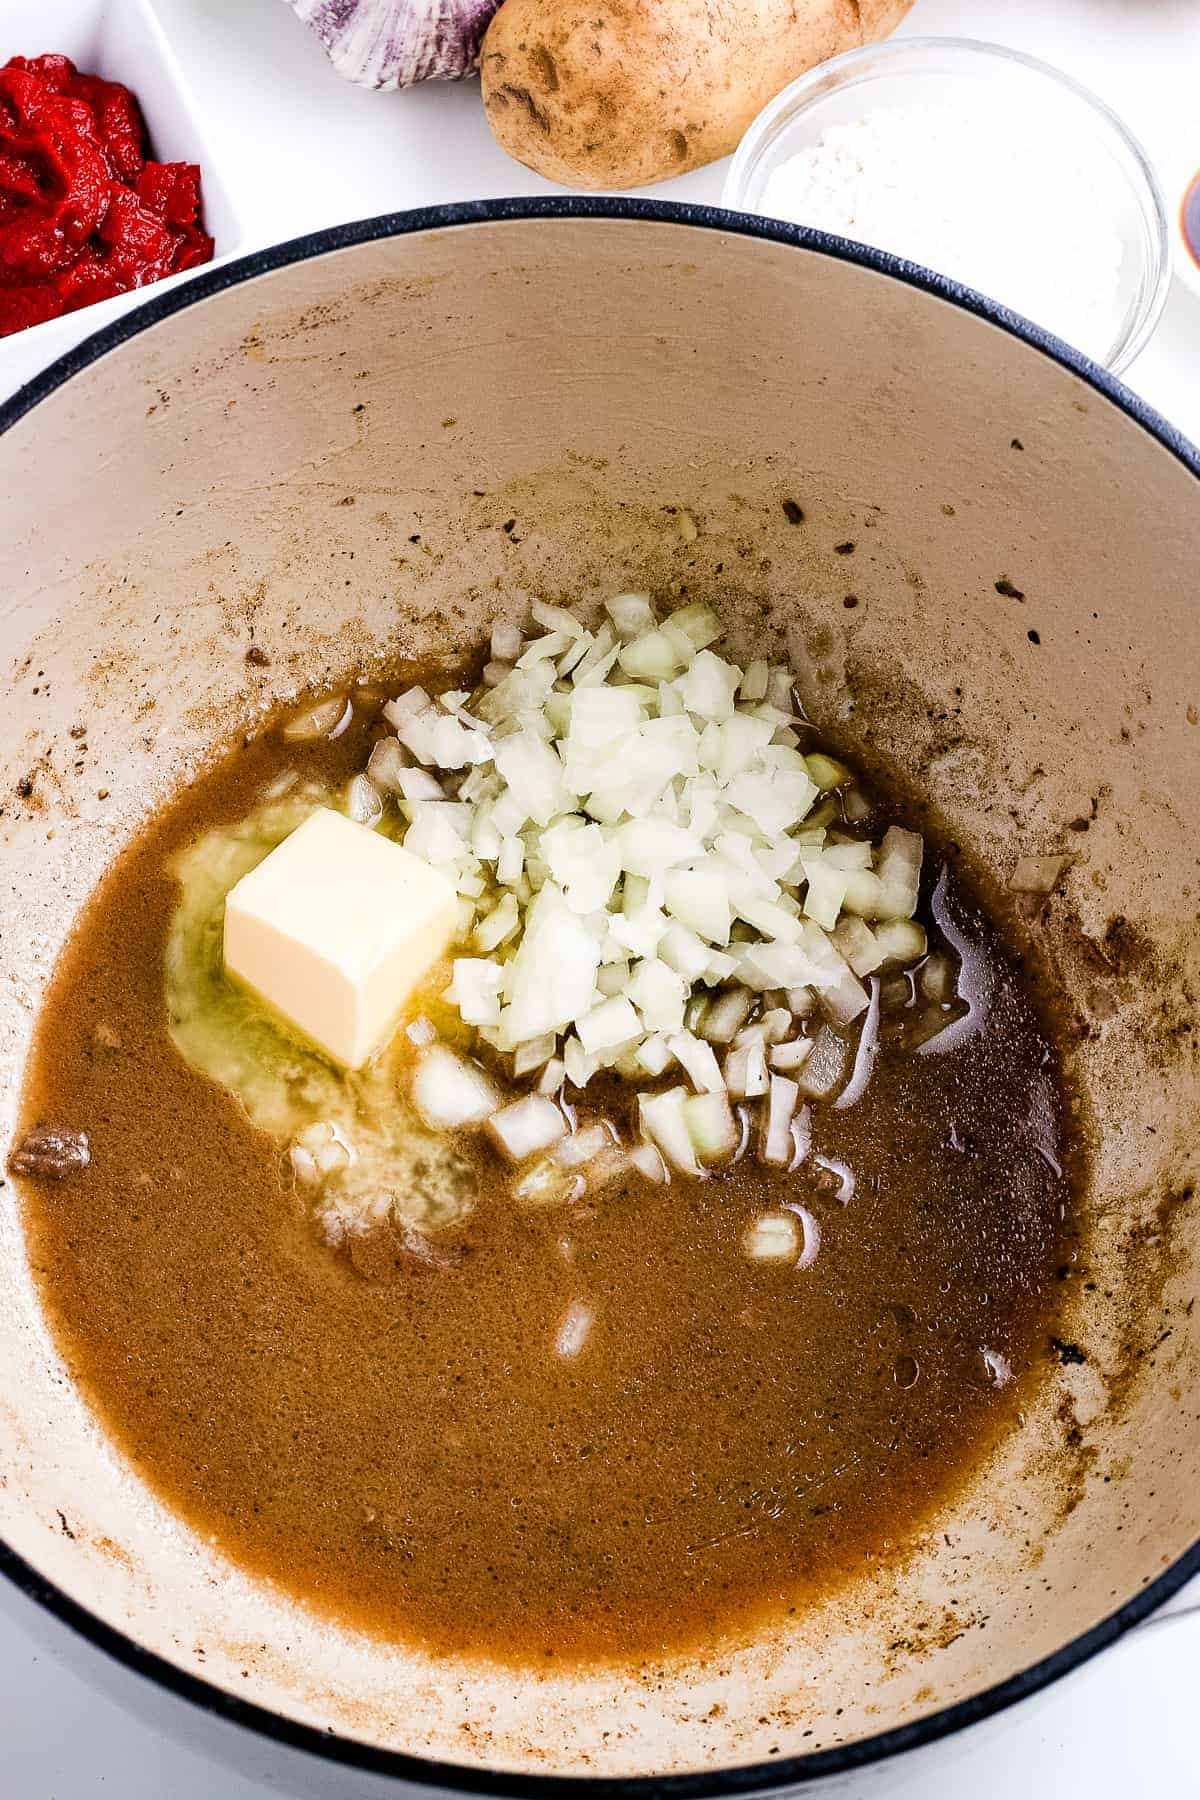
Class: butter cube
223,807,457,1068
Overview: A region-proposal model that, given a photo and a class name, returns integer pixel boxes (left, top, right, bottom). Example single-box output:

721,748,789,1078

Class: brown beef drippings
14,686,1077,1667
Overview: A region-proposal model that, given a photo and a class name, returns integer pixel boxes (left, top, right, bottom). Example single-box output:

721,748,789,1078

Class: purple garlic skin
288,0,503,89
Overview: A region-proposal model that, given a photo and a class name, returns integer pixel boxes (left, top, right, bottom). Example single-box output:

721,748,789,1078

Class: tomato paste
0,54,214,339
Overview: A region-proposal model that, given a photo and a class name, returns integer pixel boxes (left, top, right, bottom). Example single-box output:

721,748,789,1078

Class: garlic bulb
287,0,501,90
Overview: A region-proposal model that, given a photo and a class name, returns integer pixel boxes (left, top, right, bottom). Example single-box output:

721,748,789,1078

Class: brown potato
481,0,915,191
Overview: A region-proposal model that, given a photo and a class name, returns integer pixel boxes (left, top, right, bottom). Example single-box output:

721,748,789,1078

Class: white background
3,0,1200,1794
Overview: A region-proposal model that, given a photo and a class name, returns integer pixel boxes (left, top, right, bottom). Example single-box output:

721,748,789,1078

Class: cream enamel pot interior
0,202,1197,1794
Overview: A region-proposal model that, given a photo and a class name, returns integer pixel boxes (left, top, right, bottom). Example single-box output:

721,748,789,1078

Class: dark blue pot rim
3,196,1198,1798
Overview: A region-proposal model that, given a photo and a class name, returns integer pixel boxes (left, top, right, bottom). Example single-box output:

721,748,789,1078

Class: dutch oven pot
0,201,1197,1795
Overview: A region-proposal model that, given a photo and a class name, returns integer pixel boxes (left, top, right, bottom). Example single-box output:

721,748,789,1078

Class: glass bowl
722,37,1170,375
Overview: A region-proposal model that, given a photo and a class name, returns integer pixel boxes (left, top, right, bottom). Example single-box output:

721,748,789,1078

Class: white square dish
0,0,245,398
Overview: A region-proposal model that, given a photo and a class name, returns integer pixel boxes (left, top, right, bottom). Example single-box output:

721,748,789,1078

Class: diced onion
626,959,686,1033
493,733,567,827
487,1094,567,1162
618,629,682,681
814,1154,856,1204
384,686,430,724
876,826,923,919
412,1046,499,1129
762,1074,799,1165
724,1039,768,1100
491,620,524,661
789,1102,813,1168
1009,854,1068,894
663,868,732,945
796,1027,849,1100
563,1035,599,1087
537,1056,566,1095
531,599,585,639
505,885,601,1043
666,1030,725,1093
605,592,657,639
674,989,705,1035
577,995,640,1054
629,1141,669,1183
802,858,849,930
634,1033,672,1076
833,915,884,977
573,628,620,686
737,895,803,944
639,1087,701,1175
352,591,936,1172
841,868,885,917
283,695,351,742
873,919,928,965
447,958,504,1027
683,1090,738,1164
475,892,520,952
396,766,445,803
757,1007,792,1044
740,659,769,702
513,1032,557,1076
744,1212,800,1263
515,1158,583,1209
767,667,795,711
835,978,880,1111
555,1300,593,1358
673,649,740,721
290,1144,319,1185
919,952,956,1003
786,1203,822,1269
554,1122,613,1168
292,1120,356,1177
662,601,721,653
659,923,711,982
496,835,524,885
699,988,753,1043
365,737,407,793
805,753,850,791
823,839,873,871
816,957,870,1026
347,773,383,827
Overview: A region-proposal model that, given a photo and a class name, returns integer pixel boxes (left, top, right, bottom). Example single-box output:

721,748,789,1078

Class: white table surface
3,0,1199,1794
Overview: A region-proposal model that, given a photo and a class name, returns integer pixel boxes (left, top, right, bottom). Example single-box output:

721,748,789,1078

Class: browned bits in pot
9,1125,90,1179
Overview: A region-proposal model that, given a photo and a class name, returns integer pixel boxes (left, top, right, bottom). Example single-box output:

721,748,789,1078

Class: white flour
760,102,1126,361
